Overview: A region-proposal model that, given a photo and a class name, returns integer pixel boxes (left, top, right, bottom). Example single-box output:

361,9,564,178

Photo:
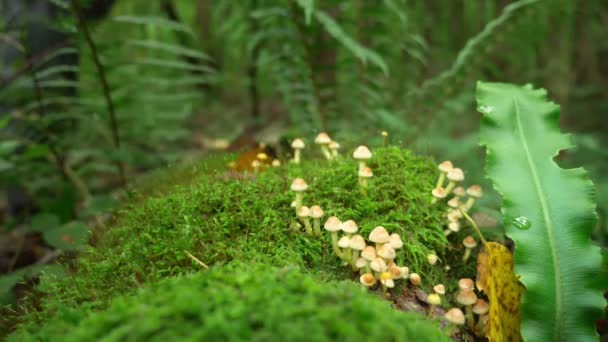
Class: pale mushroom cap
427,293,442,305
310,205,324,219
438,160,453,173
472,299,489,315
297,206,311,218
463,236,477,249
453,186,466,197
467,185,483,198
458,278,475,291
349,235,366,250
456,289,478,306
338,236,351,248
251,160,261,168
370,257,387,273
290,178,308,192
341,220,359,234
447,168,465,182
381,278,395,288
447,212,461,223
432,187,447,199
409,273,421,285
448,221,461,232
369,226,390,244
360,273,376,287
358,167,373,178
433,284,446,295
271,159,281,167
324,216,342,232
427,254,438,265
445,308,466,325
352,145,372,160
377,244,396,260
355,257,367,269
328,141,340,150
361,246,377,261
314,132,331,144
389,264,402,279
291,138,305,149
389,233,403,249
400,266,409,279
256,153,268,161
447,197,460,208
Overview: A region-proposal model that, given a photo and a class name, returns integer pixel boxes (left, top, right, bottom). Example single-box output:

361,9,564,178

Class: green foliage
8,147,452,335
10,262,448,341
476,81,607,341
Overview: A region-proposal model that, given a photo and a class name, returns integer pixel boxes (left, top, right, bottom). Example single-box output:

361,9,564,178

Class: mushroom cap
447,168,464,182
463,236,477,249
467,185,483,198
310,205,324,219
328,141,340,150
355,257,367,269
432,187,447,199
438,160,453,173
447,211,461,223
360,273,376,287
358,167,373,178
472,299,489,315
389,264,402,279
341,220,359,234
338,236,351,248
409,273,421,285
314,132,331,144
380,272,392,281
453,186,466,197
290,178,308,192
377,244,396,260
458,278,475,291
324,216,342,232
352,145,372,160
349,235,366,250
297,206,311,218
271,159,281,167
361,246,377,261
256,152,268,161
456,289,478,306
400,266,409,279
389,233,403,249
445,308,466,325
448,221,461,233
381,278,395,288
427,293,442,305
251,160,261,168
433,284,446,295
427,254,439,265
447,197,460,209
369,226,390,243
291,138,305,149
370,257,387,273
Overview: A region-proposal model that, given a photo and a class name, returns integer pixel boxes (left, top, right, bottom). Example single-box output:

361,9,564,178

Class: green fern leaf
477,82,606,341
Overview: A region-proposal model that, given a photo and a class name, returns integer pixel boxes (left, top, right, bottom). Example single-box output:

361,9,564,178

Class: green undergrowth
8,147,459,336
9,263,449,341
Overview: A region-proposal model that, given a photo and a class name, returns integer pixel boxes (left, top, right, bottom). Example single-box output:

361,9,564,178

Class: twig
460,209,488,246
183,250,209,269
69,0,126,188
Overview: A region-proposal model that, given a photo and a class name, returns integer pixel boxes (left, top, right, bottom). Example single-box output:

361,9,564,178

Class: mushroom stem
427,304,437,318
444,181,457,195
464,197,476,212
320,146,332,160
381,284,388,298
330,232,343,258
302,217,313,236
358,161,367,174
294,149,301,164
295,193,303,213
365,262,371,274
465,305,475,330
351,250,360,271
342,247,351,263
313,218,321,237
463,248,473,262
435,172,446,189
444,229,453,236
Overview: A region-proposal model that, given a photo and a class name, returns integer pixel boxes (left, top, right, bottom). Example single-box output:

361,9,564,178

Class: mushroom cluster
290,178,324,237
353,145,373,191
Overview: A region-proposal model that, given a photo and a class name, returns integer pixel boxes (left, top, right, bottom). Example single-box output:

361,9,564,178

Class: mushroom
462,236,477,262
381,130,389,146
456,289,478,330
444,168,464,195
271,159,281,167
314,132,332,159
475,312,490,337
349,235,366,271
369,226,390,249
361,246,376,273
324,216,343,258
291,138,305,164
251,159,261,174
359,273,376,287
458,278,475,291
352,145,372,173
328,140,340,158
435,160,453,188
341,219,358,238
358,167,373,189
290,178,308,212
433,284,446,295
380,271,394,298
447,197,460,210
426,293,441,317
377,243,396,266
389,263,402,279
431,187,447,204
370,257,387,278
399,266,409,279
355,257,367,274
453,186,466,199
464,185,483,211
297,206,312,235
310,205,324,237
338,236,351,262
409,273,421,286
427,253,439,265
389,233,403,250
445,307,466,327
444,221,460,236
447,211,461,223
472,299,489,316
256,152,268,161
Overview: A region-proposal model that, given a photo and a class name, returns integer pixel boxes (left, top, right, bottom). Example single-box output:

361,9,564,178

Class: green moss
10,147,455,334
10,263,449,341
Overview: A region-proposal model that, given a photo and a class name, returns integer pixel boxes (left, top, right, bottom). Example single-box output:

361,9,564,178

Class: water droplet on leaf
512,216,532,230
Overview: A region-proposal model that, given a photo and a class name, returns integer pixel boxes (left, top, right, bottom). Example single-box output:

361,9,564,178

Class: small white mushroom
338,236,352,262
310,205,324,237
291,138,305,164
427,253,439,265
290,178,308,213
359,273,376,287
324,216,343,258
444,168,464,195
358,167,373,189
349,235,366,271
444,221,460,236
431,187,447,204
352,146,372,173
369,226,390,249
328,140,340,158
462,236,478,263
297,206,312,236
314,132,332,159
435,160,453,188
341,219,358,237
464,185,483,211
388,233,403,250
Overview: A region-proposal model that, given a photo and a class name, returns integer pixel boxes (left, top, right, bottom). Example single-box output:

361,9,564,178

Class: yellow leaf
476,241,525,342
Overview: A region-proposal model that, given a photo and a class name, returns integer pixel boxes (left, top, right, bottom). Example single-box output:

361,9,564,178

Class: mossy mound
9,147,455,335
10,263,449,341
